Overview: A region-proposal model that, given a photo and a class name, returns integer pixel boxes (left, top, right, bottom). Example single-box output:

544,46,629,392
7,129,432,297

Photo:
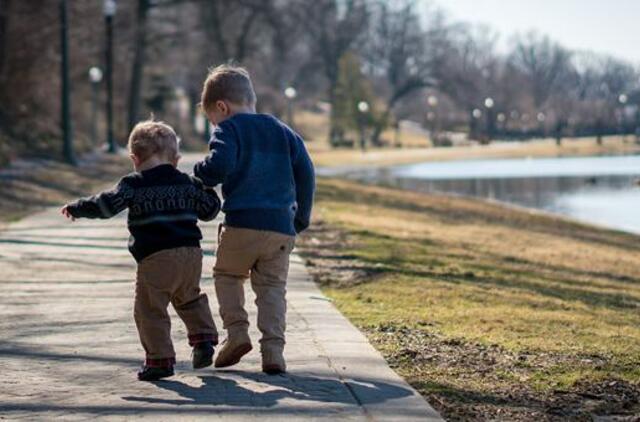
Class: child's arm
191,177,221,222
193,123,238,187
291,133,315,234
61,179,131,220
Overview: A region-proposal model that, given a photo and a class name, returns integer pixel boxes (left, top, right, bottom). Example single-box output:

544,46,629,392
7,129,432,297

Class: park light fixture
510,110,519,119
484,97,495,109
358,101,370,113
497,113,506,123
284,86,297,100
104,0,116,16
537,112,546,123
88,66,103,149
427,95,438,108
472,108,482,119
619,94,628,104
89,67,103,84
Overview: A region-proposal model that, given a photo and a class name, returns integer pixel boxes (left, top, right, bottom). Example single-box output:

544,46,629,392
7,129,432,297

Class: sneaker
192,341,215,369
262,348,286,375
214,334,252,368
137,365,174,381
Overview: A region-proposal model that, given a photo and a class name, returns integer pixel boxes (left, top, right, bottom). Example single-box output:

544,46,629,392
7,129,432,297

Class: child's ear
130,154,141,167
172,154,181,167
216,100,229,115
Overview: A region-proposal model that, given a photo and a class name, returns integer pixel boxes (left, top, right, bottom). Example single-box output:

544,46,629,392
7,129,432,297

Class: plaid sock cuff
188,333,219,347
145,357,176,368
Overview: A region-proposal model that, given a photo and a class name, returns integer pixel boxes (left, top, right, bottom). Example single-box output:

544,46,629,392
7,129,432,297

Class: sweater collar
140,163,177,176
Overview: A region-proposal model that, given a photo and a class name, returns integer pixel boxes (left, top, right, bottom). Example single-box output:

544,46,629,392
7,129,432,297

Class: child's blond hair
201,64,256,113
128,120,179,162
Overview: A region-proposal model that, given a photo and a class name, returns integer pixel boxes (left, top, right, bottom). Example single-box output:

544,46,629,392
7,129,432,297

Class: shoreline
309,136,640,168
316,153,640,238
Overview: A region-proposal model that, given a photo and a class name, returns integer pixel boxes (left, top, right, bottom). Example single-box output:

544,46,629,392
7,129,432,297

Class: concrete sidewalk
0,193,441,420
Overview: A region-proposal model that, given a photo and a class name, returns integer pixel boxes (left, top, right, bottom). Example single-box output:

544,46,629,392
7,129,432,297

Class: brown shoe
262,348,286,375
214,334,252,368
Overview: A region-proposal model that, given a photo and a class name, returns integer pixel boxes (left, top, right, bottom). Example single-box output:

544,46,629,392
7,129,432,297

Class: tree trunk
370,108,391,147
0,0,10,78
127,0,150,132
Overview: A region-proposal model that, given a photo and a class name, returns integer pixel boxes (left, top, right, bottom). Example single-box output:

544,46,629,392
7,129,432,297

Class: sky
438,0,640,64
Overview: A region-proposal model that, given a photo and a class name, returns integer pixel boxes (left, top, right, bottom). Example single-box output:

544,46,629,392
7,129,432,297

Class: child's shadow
122,371,412,408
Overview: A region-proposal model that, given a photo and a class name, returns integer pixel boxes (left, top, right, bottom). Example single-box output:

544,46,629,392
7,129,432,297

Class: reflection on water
341,155,640,235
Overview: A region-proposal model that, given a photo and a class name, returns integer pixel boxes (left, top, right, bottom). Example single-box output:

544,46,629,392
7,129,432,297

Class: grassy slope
298,178,640,420
0,153,131,223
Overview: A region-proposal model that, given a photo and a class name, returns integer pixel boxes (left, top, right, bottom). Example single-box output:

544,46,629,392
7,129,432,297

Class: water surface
339,155,640,235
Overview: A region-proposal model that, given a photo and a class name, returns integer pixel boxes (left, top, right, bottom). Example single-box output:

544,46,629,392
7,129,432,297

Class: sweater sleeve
193,122,238,187
66,179,131,219
191,177,221,222
291,132,315,233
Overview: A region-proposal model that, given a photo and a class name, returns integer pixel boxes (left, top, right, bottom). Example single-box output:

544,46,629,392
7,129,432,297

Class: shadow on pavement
122,372,412,408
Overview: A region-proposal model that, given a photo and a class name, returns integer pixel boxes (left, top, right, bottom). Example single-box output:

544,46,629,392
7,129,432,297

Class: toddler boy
62,120,220,381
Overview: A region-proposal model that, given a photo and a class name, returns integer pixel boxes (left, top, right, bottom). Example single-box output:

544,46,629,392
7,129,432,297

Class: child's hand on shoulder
61,205,75,221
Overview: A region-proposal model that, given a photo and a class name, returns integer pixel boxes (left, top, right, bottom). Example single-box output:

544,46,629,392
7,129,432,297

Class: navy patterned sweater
66,164,221,262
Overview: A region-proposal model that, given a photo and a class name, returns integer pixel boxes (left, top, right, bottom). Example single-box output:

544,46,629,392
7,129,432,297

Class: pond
326,155,640,235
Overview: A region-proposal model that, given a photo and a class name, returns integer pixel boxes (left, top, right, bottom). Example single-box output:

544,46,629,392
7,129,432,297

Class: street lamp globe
104,0,116,17
484,97,495,109
427,95,438,108
619,94,628,104
537,112,546,123
357,101,370,113
472,108,482,119
284,87,297,100
497,113,506,123
89,67,103,84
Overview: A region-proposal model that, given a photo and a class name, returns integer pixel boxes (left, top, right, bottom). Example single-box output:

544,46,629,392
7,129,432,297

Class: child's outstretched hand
61,205,75,221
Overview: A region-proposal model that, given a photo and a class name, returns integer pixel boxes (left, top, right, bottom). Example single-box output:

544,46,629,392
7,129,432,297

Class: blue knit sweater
193,113,315,235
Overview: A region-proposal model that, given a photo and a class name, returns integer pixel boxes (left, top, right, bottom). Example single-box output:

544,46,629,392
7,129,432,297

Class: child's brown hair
201,64,256,113
128,120,179,162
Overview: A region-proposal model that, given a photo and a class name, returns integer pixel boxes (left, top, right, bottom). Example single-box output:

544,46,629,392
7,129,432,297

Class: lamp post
104,0,116,153
537,112,546,138
357,101,369,152
284,86,297,127
427,95,438,144
471,108,482,141
59,0,75,164
619,93,628,141
484,97,494,143
89,67,103,149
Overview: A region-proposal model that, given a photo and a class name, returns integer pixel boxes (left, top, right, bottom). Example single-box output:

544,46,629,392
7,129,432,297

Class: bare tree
509,32,572,109
299,0,369,142
437,24,501,139
363,0,445,145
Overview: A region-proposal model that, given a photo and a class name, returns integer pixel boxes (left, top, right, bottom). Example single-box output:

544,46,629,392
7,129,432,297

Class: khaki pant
135,247,218,366
214,225,295,353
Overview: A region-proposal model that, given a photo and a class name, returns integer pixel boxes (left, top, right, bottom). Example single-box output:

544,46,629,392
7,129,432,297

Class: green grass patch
299,178,640,419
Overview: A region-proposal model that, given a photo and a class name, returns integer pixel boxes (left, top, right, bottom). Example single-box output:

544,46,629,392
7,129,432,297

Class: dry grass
294,109,640,168
298,178,640,420
0,153,131,223
309,137,640,168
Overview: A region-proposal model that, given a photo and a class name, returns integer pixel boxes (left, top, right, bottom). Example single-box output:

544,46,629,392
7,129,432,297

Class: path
0,155,441,421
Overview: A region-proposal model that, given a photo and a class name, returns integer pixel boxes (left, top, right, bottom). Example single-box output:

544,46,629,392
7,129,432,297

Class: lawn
297,178,640,420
